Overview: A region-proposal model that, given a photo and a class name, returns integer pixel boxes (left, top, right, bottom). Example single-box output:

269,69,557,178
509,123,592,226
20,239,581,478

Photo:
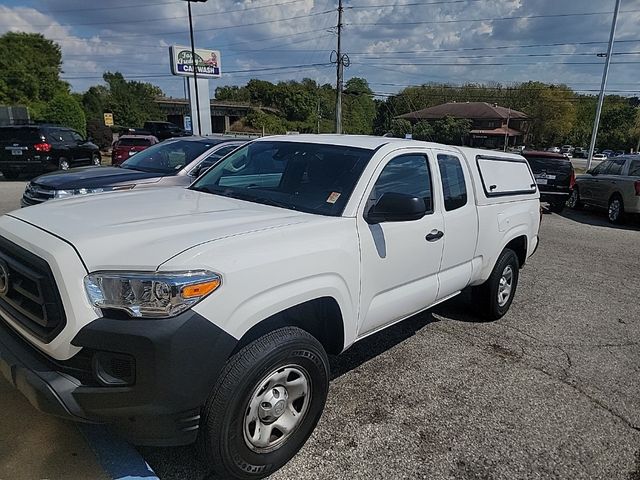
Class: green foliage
342,78,376,134
91,72,164,127
0,32,69,114
244,110,287,134
42,94,86,135
412,121,434,141
390,119,412,138
431,116,472,145
86,118,113,150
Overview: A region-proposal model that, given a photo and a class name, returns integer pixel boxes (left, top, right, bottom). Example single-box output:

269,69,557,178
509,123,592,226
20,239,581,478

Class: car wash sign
170,46,221,78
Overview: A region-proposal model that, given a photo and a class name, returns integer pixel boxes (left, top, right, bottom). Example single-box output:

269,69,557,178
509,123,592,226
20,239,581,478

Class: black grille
0,236,66,343
22,182,55,206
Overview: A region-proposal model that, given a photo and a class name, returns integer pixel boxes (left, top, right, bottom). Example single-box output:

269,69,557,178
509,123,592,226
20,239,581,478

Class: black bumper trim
0,310,238,446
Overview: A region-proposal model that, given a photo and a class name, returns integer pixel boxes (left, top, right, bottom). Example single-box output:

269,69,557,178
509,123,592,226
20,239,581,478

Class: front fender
192,273,355,349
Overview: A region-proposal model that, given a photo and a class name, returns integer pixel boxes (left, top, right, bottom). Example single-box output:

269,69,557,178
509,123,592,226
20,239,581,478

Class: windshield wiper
190,185,297,211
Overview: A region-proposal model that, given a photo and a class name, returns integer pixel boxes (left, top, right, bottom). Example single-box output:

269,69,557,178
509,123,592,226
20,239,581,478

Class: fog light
93,352,136,386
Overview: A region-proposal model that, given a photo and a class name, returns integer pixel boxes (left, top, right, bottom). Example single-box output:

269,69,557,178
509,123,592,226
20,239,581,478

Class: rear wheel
1,170,19,180
198,327,329,480
567,188,582,210
59,158,70,171
92,154,101,166
608,195,625,224
473,248,520,321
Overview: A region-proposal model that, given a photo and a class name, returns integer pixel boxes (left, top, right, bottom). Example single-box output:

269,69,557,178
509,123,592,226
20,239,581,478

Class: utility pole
586,0,621,170
503,106,511,152
187,0,202,136
317,98,321,134
331,0,349,134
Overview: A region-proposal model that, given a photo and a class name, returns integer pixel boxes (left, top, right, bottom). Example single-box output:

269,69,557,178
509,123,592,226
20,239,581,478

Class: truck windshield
190,141,373,216
121,139,219,174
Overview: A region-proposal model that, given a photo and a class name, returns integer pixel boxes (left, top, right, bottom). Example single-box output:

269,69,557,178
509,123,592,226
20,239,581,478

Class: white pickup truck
0,135,540,479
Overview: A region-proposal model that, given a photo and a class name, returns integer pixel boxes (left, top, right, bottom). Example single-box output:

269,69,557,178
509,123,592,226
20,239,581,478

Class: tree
431,116,471,145
86,118,113,150
42,94,86,135
342,77,376,134
101,72,163,127
0,32,69,117
412,121,434,141
82,85,110,121
390,119,412,138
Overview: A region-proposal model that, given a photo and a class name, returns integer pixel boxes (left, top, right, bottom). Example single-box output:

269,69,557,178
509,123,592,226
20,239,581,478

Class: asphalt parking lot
0,174,639,480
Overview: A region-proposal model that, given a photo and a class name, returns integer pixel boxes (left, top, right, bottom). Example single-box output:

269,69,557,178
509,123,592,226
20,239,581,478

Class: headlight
54,185,134,199
84,270,221,318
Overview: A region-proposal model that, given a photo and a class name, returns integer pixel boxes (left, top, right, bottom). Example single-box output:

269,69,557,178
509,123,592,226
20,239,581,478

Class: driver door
356,150,444,337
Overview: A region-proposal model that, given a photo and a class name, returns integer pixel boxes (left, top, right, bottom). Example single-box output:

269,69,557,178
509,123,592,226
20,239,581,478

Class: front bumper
0,310,237,446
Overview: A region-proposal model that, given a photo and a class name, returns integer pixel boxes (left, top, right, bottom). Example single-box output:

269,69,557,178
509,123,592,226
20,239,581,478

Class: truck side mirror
365,192,427,224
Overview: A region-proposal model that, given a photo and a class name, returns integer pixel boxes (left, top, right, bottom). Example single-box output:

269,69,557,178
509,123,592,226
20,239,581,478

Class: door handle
426,230,444,242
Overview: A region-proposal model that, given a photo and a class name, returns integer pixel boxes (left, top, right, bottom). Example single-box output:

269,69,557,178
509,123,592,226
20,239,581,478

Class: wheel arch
231,296,345,356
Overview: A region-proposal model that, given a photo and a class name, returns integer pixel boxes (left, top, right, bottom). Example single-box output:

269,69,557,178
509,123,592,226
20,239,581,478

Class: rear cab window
476,155,536,196
525,156,572,174
437,153,467,211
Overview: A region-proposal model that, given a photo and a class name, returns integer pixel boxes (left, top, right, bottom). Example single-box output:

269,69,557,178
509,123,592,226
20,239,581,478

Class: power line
348,9,640,27
40,10,334,41
357,51,640,61
354,60,640,66
347,0,487,8
58,63,332,80
2,0,307,28
32,0,181,14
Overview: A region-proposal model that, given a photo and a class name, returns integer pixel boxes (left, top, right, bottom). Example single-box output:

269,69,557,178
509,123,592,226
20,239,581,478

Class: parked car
522,150,575,212
111,134,159,166
602,149,615,157
143,121,189,141
0,125,100,179
21,137,244,206
568,155,640,223
547,146,561,153
0,134,541,479
573,147,587,158
592,153,608,161
560,145,573,156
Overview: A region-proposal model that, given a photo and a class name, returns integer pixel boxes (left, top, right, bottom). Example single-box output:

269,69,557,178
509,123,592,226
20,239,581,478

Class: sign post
170,45,220,136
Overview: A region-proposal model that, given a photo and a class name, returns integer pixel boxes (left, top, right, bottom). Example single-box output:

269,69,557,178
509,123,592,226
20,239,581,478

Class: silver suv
568,155,640,223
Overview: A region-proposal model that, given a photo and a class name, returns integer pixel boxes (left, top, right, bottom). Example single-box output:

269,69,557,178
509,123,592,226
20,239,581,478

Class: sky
1,0,639,100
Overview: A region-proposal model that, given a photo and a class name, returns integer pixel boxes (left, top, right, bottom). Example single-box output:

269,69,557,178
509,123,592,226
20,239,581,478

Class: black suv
0,125,100,179
143,121,189,141
522,150,575,212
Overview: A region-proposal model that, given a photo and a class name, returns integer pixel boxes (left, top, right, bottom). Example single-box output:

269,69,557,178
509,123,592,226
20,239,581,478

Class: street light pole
187,0,202,136
586,0,621,170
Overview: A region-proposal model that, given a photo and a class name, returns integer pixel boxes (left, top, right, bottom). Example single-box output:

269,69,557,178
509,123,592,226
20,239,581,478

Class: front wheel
59,158,70,171
198,327,329,480
92,154,101,166
473,248,520,321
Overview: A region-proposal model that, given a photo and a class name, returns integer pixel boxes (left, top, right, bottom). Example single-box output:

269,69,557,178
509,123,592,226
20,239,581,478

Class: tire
608,195,625,224
59,158,70,171
473,248,520,321
1,170,19,180
198,327,330,480
92,154,101,166
567,188,582,210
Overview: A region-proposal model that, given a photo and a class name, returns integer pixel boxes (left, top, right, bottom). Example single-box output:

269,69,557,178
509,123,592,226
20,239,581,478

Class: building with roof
398,101,529,149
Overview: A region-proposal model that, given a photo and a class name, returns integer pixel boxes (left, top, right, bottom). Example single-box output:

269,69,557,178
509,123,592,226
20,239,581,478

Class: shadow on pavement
559,207,640,232
140,295,482,480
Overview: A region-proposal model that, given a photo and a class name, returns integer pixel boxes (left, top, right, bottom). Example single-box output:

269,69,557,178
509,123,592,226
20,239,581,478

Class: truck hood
31,166,163,189
9,187,311,271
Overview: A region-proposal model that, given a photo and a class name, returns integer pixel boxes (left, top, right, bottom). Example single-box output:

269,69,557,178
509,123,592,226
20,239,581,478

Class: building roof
470,126,523,137
399,102,528,121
